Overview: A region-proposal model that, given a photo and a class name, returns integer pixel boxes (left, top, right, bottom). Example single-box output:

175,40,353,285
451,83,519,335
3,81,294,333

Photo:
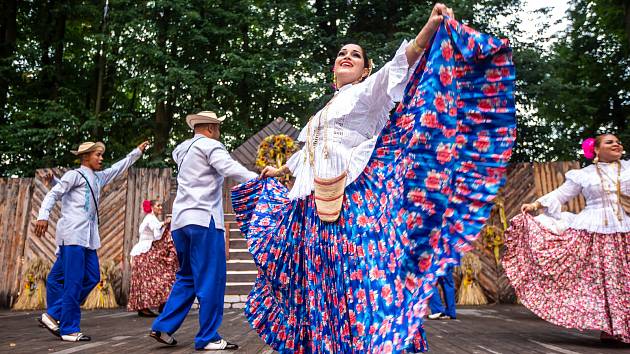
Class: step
228,250,255,260
226,272,258,283
228,239,248,250
227,261,257,272
225,284,255,295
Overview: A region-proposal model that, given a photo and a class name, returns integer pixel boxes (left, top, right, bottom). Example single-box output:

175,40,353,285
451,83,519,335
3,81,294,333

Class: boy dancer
150,111,256,351
36,140,148,341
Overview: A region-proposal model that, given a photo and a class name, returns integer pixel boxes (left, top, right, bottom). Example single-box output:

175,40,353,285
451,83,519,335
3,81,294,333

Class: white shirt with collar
171,135,257,231
285,40,420,200
130,213,166,256
37,148,143,250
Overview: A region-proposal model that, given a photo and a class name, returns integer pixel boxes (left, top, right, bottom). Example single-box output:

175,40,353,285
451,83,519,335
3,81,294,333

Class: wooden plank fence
0,161,589,308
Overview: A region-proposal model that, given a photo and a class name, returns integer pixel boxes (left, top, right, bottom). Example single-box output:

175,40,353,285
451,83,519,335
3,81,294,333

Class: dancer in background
149,111,257,351
427,265,457,320
128,199,177,317
504,134,629,344
232,3,516,352
35,140,148,342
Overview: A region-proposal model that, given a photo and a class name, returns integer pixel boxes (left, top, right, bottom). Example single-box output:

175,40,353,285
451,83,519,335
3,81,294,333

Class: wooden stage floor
0,305,627,353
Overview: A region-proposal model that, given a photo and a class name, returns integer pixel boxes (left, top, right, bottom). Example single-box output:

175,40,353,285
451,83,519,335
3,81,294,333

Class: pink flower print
433,93,446,113
424,171,442,191
441,40,454,61
407,189,426,205
474,131,491,152
357,215,369,227
439,66,453,86
482,83,498,96
485,68,501,82
436,143,453,164
381,284,394,306
421,111,440,128
477,99,493,111
467,36,475,50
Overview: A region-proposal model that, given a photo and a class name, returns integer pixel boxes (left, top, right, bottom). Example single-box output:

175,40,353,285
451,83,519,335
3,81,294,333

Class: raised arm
405,3,454,65
521,172,583,217
97,141,148,186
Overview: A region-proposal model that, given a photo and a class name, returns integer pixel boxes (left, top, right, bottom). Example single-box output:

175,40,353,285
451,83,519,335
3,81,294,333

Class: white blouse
130,213,166,256
285,40,419,200
536,160,630,234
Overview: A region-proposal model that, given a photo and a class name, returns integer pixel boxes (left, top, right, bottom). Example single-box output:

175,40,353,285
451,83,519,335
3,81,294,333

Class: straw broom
456,253,488,305
13,257,51,310
82,260,119,309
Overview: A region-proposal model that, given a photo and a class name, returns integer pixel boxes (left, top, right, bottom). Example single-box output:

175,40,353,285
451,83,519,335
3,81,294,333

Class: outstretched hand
520,202,538,214
260,165,287,179
423,3,455,42
137,141,150,153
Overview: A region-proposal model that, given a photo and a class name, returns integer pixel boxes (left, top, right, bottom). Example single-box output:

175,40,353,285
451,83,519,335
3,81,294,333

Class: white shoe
38,313,60,337
61,332,91,342
428,312,442,320
150,330,177,346
203,339,239,350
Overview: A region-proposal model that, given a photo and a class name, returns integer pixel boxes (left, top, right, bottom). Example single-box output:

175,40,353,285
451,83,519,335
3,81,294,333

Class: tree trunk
624,1,630,48
152,5,172,160
0,0,17,123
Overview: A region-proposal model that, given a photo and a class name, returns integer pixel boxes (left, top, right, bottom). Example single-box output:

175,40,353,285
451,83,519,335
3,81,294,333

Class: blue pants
46,245,100,335
429,266,457,318
152,219,226,349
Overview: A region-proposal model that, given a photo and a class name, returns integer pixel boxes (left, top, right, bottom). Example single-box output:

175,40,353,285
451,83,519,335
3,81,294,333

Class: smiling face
151,201,163,216
595,134,624,162
333,44,369,88
82,149,104,170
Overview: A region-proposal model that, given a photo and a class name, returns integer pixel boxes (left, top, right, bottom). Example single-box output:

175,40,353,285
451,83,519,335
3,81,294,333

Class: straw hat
185,111,225,130
70,142,106,156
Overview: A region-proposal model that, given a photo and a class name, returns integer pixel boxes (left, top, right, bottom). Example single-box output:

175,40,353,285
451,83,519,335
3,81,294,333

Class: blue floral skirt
232,17,516,354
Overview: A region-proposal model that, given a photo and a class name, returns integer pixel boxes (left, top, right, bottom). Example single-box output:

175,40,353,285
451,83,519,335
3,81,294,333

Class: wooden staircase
224,213,258,295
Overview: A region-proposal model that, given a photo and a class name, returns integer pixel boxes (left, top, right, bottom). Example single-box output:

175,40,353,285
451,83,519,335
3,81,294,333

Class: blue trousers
152,219,226,349
429,266,457,318
46,245,100,335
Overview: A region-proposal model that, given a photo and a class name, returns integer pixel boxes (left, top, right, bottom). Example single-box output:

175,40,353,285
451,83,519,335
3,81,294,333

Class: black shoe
138,309,158,317
150,330,177,346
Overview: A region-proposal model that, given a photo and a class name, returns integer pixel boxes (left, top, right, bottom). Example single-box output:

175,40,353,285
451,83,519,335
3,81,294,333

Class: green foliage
1,0,628,176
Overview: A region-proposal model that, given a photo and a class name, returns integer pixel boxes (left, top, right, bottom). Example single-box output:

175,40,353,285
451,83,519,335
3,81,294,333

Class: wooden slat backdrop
0,178,32,307
0,161,590,307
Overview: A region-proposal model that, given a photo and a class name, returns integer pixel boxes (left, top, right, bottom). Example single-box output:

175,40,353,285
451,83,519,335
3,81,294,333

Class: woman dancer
127,200,177,317
233,4,516,353
504,134,629,344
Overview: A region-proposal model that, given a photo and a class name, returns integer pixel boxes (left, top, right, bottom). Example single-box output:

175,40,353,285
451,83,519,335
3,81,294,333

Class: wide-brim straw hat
70,141,106,156
185,111,225,130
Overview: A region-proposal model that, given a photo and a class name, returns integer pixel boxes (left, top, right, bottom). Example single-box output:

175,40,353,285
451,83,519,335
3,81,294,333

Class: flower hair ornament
581,138,595,160
142,200,152,213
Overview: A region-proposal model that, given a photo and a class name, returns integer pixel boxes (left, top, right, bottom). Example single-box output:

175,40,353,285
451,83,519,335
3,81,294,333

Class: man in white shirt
35,140,148,342
150,111,257,351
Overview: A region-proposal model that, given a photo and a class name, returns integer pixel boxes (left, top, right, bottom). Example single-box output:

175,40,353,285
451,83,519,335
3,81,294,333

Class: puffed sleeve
536,170,583,219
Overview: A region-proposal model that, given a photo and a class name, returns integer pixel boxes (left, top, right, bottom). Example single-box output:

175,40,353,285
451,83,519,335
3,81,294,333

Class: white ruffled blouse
285,40,419,200
536,160,630,234
130,213,166,257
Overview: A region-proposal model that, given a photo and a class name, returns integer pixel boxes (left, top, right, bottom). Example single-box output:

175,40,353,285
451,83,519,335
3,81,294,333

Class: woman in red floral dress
127,200,178,316
504,134,629,344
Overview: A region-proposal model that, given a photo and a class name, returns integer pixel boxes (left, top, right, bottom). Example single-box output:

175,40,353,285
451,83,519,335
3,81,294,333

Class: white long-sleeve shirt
37,148,142,249
285,40,419,200
171,135,257,231
536,160,630,234
130,213,166,256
